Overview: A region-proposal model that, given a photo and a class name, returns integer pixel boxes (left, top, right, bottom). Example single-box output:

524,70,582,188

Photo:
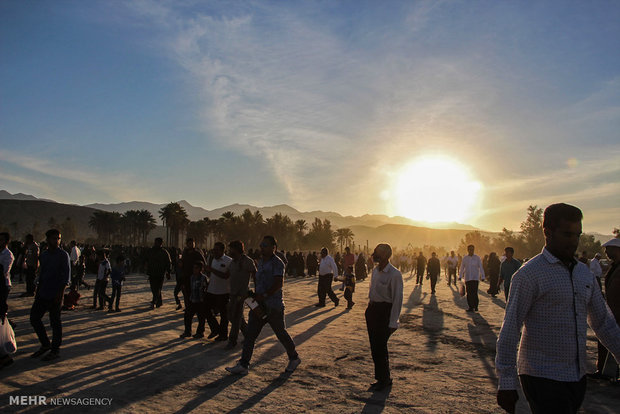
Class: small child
109,256,125,312
343,265,356,309
180,261,208,339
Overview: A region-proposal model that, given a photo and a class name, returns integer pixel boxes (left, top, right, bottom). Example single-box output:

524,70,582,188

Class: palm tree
89,211,122,244
137,209,157,245
159,202,188,247
334,228,354,253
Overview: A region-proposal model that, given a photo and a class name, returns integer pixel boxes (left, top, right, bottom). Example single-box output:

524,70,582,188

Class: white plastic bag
0,319,17,355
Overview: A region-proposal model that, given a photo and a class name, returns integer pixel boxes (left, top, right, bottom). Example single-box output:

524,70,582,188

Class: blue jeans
30,297,63,352
240,307,298,368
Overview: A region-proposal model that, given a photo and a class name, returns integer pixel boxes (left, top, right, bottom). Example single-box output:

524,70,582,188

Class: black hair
228,240,244,254
45,229,60,238
543,203,583,230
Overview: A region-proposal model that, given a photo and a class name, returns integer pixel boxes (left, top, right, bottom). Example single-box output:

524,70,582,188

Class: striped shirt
496,248,620,390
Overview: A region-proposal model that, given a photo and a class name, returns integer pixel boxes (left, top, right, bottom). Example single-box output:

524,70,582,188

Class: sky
1,0,619,233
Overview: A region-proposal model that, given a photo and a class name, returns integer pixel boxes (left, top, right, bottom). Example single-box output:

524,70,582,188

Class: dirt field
1,269,618,413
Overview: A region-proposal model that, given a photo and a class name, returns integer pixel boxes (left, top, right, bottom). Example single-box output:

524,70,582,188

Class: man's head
450,250,455,257
432,252,436,258
320,247,328,258
505,247,514,260
0,232,10,247
467,245,475,256
260,236,277,257
213,242,225,259
345,247,350,253
603,238,620,263
228,240,244,258
186,238,195,249
71,240,76,247
25,234,34,244
45,229,61,249
372,243,392,263
154,237,163,248
543,203,583,262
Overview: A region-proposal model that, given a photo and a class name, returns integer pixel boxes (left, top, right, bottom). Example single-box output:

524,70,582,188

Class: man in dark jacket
426,252,441,295
181,238,206,307
146,238,171,309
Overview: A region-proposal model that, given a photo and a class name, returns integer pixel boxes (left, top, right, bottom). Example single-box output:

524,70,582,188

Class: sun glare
393,156,482,223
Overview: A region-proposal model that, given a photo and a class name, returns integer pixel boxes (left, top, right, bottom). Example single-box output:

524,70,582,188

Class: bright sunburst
393,156,482,223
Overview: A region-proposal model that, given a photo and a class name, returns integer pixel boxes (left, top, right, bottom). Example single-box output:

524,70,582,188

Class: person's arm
208,262,230,279
459,257,465,280
587,276,620,364
330,256,339,276
478,256,486,281
55,252,71,304
495,268,535,412
389,270,404,332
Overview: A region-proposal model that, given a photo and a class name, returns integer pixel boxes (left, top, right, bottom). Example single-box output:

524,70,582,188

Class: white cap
602,238,620,248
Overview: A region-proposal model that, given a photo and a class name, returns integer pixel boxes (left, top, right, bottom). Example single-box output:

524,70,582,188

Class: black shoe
207,331,218,339
176,304,182,310
42,350,60,361
149,304,155,310
370,379,393,391
314,303,325,308
474,308,478,312
31,346,51,358
0,355,14,369
115,308,121,312
192,333,204,339
334,299,339,307
179,332,191,338
215,335,228,342
466,308,474,312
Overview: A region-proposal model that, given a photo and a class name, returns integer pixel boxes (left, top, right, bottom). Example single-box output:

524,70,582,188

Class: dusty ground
1,269,619,413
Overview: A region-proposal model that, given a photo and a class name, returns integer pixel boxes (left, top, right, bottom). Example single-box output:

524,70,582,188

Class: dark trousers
206,292,229,338
93,279,110,308
240,307,298,368
30,297,63,352
110,284,122,310
519,374,586,414
465,280,479,310
344,288,354,308
429,273,438,293
317,274,338,305
149,276,164,307
184,301,206,335
365,302,393,382
227,295,247,343
0,284,10,318
448,268,457,285
174,280,184,305
416,267,425,284
25,266,37,294
504,283,511,301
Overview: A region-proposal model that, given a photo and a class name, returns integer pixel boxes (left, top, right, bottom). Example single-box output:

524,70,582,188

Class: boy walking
109,256,125,312
180,262,208,339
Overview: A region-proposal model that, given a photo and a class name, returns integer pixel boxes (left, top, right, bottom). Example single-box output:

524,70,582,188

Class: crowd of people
0,202,619,413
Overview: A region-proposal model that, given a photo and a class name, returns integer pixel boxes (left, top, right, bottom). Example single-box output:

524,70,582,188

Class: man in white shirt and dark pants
316,247,339,307
366,243,403,391
496,203,620,413
459,244,485,312
205,242,233,341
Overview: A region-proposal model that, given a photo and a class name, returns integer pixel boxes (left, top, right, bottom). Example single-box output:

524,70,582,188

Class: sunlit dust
392,156,482,223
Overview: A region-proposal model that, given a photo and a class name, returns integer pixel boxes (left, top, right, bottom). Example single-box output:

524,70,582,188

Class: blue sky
1,0,619,233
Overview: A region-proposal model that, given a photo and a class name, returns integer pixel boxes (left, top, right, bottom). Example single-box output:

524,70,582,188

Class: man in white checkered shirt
495,203,620,414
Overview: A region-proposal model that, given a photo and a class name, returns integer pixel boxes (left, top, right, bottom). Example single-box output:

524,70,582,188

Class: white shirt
447,256,458,270
207,254,232,295
589,258,602,279
70,245,81,265
97,259,111,281
368,262,404,329
496,248,620,389
459,254,485,282
319,255,339,276
0,247,15,287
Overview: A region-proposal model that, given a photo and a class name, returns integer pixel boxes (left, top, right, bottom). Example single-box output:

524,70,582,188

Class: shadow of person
225,372,292,413
361,383,392,413
422,294,444,352
450,284,468,310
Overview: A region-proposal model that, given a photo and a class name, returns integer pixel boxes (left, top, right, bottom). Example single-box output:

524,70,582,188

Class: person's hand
497,389,519,413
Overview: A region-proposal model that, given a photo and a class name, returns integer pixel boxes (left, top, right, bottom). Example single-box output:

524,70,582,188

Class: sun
392,156,482,223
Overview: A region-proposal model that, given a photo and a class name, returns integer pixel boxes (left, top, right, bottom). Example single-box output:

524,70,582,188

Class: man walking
446,251,458,286
415,252,426,285
496,204,620,413
426,252,441,294
366,243,403,391
459,245,485,312
181,238,206,310
226,240,256,350
30,229,71,361
315,247,339,307
146,237,171,309
498,247,521,301
205,242,232,341
226,235,301,375
21,234,39,297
